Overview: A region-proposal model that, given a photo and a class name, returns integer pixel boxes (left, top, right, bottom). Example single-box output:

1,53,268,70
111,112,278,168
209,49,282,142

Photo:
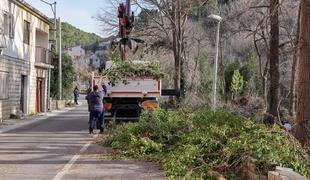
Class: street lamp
208,14,222,111
39,0,57,49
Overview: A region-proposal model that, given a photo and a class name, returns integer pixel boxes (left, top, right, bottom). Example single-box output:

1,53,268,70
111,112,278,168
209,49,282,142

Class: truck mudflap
141,100,159,110
103,98,158,121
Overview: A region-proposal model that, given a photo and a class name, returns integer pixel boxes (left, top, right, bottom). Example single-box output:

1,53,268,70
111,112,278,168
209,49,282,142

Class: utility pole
58,17,62,100
208,14,222,111
53,2,57,53
39,0,56,110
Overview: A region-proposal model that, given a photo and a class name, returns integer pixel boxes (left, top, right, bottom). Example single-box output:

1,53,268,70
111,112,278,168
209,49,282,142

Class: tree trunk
173,0,182,101
177,0,185,98
295,0,310,146
263,77,268,110
290,4,301,117
173,29,180,98
268,0,280,119
290,46,298,116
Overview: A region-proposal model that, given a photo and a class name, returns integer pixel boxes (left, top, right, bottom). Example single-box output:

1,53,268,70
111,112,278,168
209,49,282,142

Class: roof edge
12,0,53,25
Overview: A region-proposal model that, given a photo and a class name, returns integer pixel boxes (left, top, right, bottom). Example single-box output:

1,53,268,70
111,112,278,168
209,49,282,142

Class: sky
25,0,112,37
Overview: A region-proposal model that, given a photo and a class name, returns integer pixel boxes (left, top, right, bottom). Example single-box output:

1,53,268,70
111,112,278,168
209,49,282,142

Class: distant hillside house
89,54,101,68
66,45,85,60
0,0,53,120
66,36,114,69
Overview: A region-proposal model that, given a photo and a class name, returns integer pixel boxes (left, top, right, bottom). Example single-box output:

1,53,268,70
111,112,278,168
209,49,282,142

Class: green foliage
230,69,244,99
50,52,76,99
225,60,239,93
10,113,21,119
101,109,310,179
198,53,212,96
102,61,165,86
60,22,102,49
107,49,121,62
240,51,256,83
225,51,257,96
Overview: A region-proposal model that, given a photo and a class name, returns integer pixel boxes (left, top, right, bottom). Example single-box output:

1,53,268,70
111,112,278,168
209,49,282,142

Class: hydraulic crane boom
117,0,134,61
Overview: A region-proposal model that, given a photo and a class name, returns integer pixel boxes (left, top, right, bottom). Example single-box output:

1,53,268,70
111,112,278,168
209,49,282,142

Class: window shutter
3,13,9,36
23,20,30,45
9,14,14,38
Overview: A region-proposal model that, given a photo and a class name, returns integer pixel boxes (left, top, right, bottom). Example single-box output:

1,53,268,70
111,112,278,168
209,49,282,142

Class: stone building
0,0,52,120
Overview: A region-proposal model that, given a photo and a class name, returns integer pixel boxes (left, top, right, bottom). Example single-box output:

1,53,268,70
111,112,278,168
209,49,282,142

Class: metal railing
35,46,51,64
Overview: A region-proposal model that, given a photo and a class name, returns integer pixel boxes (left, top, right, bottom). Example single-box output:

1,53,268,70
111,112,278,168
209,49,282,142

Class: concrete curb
0,106,77,134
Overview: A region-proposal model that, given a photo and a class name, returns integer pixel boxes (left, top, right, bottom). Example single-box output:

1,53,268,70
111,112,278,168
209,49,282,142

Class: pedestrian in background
85,87,92,112
73,86,79,105
86,84,106,134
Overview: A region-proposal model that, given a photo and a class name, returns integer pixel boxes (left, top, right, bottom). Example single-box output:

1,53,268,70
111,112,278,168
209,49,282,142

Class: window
3,12,14,38
23,20,30,45
0,72,9,99
9,14,14,38
3,13,9,36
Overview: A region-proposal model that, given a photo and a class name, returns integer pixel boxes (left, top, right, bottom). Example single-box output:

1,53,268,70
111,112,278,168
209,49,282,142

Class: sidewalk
0,103,82,134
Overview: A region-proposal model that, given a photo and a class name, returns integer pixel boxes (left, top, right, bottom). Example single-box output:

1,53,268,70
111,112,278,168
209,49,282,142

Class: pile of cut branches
99,108,310,179
102,61,165,86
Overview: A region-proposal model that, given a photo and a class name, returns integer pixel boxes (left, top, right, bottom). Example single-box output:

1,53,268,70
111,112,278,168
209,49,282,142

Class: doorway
20,75,27,113
36,79,43,113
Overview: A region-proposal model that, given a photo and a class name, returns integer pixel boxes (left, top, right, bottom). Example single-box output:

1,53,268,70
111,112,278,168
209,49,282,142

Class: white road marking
52,135,96,180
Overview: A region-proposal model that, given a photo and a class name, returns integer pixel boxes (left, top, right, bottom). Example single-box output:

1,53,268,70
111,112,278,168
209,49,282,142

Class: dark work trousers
74,96,78,104
89,110,104,131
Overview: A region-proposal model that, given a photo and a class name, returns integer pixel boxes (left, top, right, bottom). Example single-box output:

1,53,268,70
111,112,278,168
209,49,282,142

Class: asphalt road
0,101,165,180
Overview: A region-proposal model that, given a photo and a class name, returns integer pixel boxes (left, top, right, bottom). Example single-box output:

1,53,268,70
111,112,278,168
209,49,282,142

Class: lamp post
39,0,57,108
208,14,222,111
58,17,62,100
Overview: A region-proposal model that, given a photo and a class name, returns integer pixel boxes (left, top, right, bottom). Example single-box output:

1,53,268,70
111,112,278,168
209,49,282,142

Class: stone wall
49,100,67,110
268,167,308,180
0,55,50,121
0,55,30,119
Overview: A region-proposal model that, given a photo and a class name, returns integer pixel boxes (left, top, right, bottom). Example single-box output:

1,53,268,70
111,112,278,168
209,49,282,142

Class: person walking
86,84,106,134
73,86,79,105
85,87,92,112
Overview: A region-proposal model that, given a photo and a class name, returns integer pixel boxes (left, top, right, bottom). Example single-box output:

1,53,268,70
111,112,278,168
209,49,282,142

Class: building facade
66,45,85,60
0,0,52,120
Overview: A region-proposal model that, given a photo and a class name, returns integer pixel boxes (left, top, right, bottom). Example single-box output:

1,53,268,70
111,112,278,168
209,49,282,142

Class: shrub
230,69,244,100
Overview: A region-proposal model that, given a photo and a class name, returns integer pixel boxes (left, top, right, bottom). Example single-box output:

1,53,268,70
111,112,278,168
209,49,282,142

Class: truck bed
92,76,161,98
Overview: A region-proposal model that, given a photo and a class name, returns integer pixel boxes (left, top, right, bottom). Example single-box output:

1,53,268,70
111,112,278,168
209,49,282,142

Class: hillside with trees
60,22,102,49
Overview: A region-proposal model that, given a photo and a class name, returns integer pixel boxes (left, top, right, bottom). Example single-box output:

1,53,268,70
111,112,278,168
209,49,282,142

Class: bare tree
134,0,209,100
95,0,125,35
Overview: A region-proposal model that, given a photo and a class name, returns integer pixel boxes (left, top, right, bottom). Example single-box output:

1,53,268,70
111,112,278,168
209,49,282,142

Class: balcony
35,46,53,69
35,46,52,63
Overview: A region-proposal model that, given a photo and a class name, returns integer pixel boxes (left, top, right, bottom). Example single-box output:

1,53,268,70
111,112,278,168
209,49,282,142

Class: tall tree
134,0,208,100
268,0,280,119
295,0,310,146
